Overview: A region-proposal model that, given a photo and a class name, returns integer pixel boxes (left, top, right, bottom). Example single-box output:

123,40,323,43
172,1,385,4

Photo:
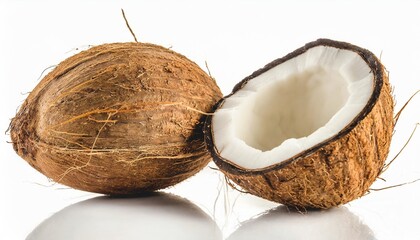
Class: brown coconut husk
204,39,394,209
10,42,222,194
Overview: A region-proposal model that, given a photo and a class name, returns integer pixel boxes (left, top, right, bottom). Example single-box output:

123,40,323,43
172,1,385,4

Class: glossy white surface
227,206,376,240
1,1,419,240
27,193,222,240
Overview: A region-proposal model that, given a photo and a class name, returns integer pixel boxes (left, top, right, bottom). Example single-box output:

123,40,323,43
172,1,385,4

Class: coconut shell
10,42,222,194
204,39,394,209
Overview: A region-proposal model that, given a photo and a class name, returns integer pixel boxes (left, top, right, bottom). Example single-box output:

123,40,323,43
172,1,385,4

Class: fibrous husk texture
205,39,394,209
10,42,222,194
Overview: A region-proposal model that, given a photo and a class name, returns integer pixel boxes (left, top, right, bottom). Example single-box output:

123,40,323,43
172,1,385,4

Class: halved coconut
204,39,394,209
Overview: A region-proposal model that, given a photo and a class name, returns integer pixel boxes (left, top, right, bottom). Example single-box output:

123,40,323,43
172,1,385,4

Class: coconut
204,39,394,209
10,42,222,194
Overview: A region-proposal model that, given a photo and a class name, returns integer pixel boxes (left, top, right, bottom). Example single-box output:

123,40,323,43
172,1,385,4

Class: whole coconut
10,42,222,194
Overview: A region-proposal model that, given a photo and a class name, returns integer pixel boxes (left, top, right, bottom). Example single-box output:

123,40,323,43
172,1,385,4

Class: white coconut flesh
212,46,374,169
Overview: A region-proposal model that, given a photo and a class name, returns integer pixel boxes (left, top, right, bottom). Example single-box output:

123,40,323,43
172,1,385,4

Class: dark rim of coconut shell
204,38,385,175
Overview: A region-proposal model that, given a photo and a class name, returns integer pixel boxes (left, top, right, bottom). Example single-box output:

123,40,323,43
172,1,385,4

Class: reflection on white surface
27,192,222,240
228,206,376,240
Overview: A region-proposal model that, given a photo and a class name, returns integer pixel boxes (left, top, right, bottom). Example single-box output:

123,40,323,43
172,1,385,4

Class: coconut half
204,39,394,209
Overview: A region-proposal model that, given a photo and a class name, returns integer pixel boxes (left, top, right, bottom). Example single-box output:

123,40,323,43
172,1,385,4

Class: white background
1,0,419,239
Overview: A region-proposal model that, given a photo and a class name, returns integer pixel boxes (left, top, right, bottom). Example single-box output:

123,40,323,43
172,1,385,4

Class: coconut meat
212,46,374,169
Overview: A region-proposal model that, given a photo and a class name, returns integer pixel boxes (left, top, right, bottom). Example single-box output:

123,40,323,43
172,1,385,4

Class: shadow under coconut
227,206,376,240
27,192,222,240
